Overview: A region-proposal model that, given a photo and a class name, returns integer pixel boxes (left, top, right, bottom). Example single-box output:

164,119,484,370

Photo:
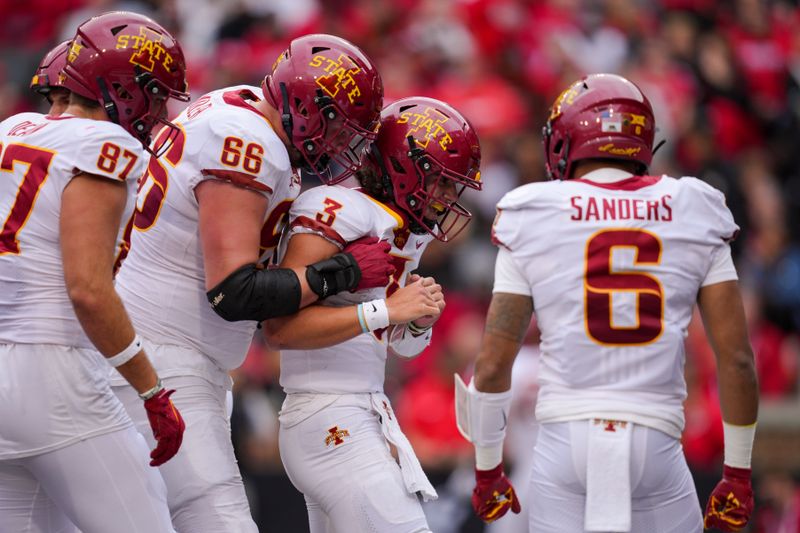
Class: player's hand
386,277,442,325
406,274,445,330
342,236,395,291
703,465,753,531
143,389,185,467
472,464,521,523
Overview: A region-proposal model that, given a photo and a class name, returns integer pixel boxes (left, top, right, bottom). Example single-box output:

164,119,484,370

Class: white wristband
723,421,756,469
105,334,143,368
475,445,503,470
362,299,390,331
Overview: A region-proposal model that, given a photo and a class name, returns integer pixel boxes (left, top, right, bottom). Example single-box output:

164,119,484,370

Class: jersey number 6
584,228,663,345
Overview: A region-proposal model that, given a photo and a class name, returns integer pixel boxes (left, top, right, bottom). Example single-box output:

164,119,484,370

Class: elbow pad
305,252,361,299
388,324,433,359
206,263,301,322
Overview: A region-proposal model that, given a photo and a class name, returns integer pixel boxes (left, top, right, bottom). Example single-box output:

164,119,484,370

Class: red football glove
704,465,754,531
472,464,521,523
343,236,395,291
143,389,185,467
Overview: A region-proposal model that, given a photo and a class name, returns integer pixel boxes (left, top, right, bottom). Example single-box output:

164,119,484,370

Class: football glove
342,236,395,291
704,465,753,532
143,388,185,467
472,463,521,523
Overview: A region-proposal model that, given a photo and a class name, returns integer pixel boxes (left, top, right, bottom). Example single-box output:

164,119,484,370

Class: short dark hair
68,92,101,109
355,166,393,203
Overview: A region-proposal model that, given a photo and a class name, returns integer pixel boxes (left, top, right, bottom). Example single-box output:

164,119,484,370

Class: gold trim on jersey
362,195,405,230
582,228,664,347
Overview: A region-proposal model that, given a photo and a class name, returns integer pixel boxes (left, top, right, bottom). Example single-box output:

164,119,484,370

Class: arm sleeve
701,243,738,287
492,247,532,296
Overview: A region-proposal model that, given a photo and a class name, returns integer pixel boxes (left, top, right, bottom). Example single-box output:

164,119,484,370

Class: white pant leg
114,375,257,533
279,397,431,533
0,427,174,533
0,460,78,533
529,421,703,533
305,496,331,533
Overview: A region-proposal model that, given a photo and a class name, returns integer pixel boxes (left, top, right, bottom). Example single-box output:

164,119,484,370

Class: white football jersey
279,185,433,393
492,171,739,438
115,86,300,376
0,113,144,347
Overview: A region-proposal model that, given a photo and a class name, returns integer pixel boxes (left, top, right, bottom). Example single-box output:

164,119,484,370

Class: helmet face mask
365,97,482,242
296,91,378,183
60,11,190,153
543,73,655,180
262,34,383,184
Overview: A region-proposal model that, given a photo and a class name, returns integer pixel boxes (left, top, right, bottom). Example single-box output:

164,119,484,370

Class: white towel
585,419,632,532
370,392,438,502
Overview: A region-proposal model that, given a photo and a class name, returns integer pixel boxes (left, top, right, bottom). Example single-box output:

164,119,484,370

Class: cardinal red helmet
543,73,655,180
262,34,383,184
61,11,190,153
30,40,69,97
364,97,481,241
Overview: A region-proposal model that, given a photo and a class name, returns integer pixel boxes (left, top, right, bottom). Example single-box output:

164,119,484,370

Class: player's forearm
70,284,159,393
717,347,759,425
473,292,532,393
292,266,321,308
262,305,363,350
474,335,518,392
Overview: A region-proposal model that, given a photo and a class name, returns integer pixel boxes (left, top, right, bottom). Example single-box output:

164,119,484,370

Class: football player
0,12,189,533
264,96,482,533
30,40,71,115
458,74,758,533
111,34,399,532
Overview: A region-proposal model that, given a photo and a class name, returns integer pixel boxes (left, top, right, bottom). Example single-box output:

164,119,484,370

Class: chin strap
279,81,293,139
96,77,119,125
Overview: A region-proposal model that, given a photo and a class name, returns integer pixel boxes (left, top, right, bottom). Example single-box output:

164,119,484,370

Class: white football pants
114,375,257,533
529,420,703,532
0,427,174,533
279,395,431,533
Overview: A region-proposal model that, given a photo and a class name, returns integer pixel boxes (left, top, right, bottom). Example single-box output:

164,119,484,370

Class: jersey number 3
584,229,663,345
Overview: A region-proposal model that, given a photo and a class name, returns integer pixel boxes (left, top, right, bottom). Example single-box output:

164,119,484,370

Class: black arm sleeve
304,251,361,299
206,263,302,322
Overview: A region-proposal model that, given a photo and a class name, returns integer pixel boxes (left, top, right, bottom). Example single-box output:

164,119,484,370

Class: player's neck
252,99,292,147
63,104,109,122
572,160,638,179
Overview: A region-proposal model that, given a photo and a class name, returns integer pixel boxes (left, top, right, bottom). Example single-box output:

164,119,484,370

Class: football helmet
262,34,383,184
61,11,190,153
30,40,69,98
543,73,655,180
365,96,481,241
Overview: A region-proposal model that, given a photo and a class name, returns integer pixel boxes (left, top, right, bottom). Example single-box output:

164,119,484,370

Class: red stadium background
2,0,799,531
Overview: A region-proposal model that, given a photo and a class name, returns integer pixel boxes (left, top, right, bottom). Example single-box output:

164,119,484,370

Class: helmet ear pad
543,74,655,181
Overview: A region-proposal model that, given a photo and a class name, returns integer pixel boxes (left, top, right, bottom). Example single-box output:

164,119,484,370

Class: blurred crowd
3,0,800,531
